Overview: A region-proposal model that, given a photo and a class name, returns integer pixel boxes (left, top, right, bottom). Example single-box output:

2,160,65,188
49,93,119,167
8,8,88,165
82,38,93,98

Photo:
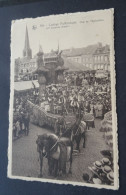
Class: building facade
15,27,65,83
62,43,110,71
15,27,110,82
93,43,110,71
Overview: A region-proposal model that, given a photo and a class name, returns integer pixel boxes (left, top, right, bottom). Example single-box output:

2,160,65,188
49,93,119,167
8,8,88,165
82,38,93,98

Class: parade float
27,47,69,129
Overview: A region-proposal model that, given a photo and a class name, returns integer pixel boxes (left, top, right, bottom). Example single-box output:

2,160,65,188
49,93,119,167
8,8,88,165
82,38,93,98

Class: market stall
14,80,39,93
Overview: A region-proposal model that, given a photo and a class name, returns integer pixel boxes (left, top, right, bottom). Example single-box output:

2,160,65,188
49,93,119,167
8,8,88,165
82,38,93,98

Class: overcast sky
11,9,113,62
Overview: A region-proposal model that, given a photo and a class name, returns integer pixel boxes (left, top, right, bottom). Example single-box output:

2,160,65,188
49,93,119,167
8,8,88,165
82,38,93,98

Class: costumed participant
97,101,103,119
13,122,17,138
94,101,98,118
79,120,86,148
85,101,91,113
24,111,30,136
15,119,20,137
56,116,66,137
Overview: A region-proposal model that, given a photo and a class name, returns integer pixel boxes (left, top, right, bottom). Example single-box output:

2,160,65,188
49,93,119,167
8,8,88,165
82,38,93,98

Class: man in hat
24,111,30,136
100,165,112,185
19,111,23,132
93,161,103,176
55,116,66,137
88,166,102,184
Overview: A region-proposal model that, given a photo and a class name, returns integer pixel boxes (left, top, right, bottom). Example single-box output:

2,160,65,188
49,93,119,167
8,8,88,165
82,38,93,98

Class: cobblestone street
12,119,109,182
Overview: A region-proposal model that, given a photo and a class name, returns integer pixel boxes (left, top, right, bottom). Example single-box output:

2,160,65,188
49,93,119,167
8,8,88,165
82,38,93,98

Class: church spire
23,26,32,59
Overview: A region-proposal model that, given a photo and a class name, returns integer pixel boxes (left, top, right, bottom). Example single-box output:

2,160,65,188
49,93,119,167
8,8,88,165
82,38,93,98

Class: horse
36,133,73,178
62,117,86,152
73,120,86,151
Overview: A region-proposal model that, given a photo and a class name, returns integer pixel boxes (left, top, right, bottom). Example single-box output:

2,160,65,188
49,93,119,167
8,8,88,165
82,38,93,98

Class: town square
8,10,118,189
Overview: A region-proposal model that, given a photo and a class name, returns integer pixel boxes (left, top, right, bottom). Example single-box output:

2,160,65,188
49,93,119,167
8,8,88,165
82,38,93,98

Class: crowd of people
13,71,111,139
13,70,114,185
13,93,31,139
34,71,111,119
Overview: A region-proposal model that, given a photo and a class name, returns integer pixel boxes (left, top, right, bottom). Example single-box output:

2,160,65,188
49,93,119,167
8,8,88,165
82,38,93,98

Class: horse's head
36,134,47,154
36,133,58,157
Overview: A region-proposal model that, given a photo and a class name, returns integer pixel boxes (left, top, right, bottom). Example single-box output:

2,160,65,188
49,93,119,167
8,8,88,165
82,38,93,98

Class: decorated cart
83,113,95,129
27,100,63,130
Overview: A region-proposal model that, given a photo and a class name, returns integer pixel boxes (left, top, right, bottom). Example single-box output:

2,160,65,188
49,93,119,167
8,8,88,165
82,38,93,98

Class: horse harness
39,120,82,158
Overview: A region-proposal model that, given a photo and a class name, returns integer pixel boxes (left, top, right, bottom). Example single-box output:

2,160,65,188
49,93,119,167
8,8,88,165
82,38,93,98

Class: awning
63,57,92,72
14,80,39,92
95,75,107,78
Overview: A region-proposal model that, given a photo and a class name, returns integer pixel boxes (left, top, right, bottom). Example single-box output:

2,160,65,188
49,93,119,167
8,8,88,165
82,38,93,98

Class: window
98,64,100,69
101,55,103,61
98,56,100,62
94,65,97,70
90,64,92,68
95,56,97,62
105,56,108,62
101,64,103,69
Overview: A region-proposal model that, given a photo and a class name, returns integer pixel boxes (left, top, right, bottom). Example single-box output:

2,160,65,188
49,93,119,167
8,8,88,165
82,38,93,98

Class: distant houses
14,26,110,82
62,42,110,71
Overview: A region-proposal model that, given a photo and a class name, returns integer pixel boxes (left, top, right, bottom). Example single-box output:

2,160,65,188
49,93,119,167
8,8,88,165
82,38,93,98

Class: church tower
23,26,32,59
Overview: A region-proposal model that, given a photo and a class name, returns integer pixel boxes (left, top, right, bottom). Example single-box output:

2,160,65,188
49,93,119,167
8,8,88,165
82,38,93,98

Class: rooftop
62,43,110,57
63,57,91,71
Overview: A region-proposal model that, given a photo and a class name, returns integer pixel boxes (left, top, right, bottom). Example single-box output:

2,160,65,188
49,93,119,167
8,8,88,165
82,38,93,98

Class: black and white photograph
8,9,118,189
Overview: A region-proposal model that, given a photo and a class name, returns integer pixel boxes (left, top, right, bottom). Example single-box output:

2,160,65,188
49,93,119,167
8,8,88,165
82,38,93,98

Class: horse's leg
75,136,78,150
75,136,81,152
58,152,63,177
27,122,29,135
83,132,85,148
51,158,56,176
48,158,52,175
54,160,58,177
69,143,73,174
39,151,43,177
25,124,28,136
78,135,81,152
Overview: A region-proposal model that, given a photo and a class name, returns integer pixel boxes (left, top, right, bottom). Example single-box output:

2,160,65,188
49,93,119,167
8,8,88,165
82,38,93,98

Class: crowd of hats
83,154,114,185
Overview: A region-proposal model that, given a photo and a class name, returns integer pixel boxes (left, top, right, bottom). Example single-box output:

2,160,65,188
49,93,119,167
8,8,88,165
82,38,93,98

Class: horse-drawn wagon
83,113,95,129
27,100,64,130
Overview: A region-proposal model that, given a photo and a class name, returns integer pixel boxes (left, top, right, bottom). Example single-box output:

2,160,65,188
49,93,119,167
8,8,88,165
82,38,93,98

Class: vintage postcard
8,9,119,189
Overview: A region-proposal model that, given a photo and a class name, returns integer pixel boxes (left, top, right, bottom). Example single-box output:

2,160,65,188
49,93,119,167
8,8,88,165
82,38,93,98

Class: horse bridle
74,125,81,136
39,120,80,158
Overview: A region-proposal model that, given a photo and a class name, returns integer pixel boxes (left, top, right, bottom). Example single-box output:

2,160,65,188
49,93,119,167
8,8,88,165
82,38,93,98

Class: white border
8,8,119,190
